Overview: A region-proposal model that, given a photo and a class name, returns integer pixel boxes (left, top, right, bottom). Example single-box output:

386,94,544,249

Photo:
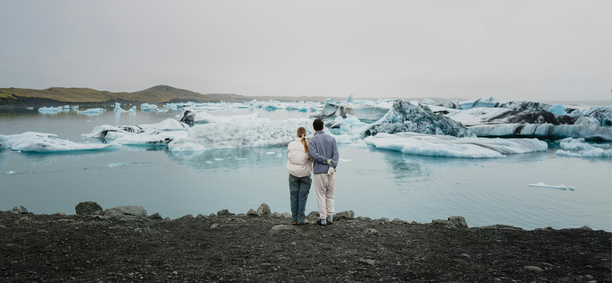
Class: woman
286,126,313,225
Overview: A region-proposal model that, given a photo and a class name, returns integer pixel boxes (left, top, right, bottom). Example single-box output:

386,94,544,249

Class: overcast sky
0,1,609,101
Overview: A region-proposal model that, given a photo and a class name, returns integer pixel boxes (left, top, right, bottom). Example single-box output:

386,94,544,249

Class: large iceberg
360,100,475,139
310,101,392,123
169,118,314,151
364,132,547,158
446,103,612,141
0,132,120,153
83,118,189,145
180,111,261,124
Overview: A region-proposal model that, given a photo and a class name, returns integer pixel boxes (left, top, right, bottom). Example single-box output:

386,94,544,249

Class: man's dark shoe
316,219,327,226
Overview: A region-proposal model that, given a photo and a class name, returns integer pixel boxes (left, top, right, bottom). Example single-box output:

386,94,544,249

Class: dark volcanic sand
1,211,610,283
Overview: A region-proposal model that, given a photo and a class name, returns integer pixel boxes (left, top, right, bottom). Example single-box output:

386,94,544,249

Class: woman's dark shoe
296,220,309,225
316,219,327,226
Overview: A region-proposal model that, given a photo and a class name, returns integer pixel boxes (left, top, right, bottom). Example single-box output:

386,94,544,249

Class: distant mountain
0,85,247,107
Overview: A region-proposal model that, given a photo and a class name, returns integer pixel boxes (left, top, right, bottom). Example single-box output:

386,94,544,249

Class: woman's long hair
297,127,308,153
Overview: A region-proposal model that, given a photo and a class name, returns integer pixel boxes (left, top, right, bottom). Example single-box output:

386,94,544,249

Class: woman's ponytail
297,127,309,153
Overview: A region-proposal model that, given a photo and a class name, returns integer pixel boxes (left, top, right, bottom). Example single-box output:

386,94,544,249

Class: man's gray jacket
308,130,339,174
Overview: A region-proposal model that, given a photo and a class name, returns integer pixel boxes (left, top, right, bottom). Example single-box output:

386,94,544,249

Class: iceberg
0,132,120,153
37,106,63,113
140,103,158,111
114,102,136,113
310,101,392,123
361,100,475,139
529,182,575,191
168,118,313,151
180,111,260,124
77,108,105,115
83,118,189,146
363,132,547,158
555,137,612,158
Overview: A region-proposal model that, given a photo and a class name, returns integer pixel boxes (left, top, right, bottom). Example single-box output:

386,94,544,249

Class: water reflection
168,146,287,171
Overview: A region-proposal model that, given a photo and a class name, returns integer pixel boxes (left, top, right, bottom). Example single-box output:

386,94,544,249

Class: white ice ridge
0,132,120,153
529,182,575,191
114,102,136,113
182,111,261,124
555,138,612,158
168,118,314,151
363,132,547,158
83,118,189,146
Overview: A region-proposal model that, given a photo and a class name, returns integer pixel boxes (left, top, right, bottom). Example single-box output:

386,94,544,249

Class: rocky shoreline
1,202,610,282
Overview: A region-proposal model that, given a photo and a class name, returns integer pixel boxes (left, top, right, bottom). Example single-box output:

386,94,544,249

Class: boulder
257,203,271,216
147,212,162,220
217,209,234,216
448,216,468,228
75,201,103,215
580,225,593,231
431,219,456,228
104,205,147,220
10,205,28,214
363,228,380,236
280,212,291,219
334,210,354,220
307,211,320,219
247,209,258,217
391,218,408,224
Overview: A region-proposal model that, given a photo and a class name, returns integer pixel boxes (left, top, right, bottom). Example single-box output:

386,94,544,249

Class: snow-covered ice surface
0,132,120,153
169,118,314,151
364,132,547,158
181,111,261,124
529,182,575,191
361,100,475,139
310,101,392,123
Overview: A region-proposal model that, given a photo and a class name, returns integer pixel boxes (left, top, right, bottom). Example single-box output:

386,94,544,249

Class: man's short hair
313,119,324,131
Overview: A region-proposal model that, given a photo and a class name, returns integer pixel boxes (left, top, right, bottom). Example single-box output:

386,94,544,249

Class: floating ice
38,106,63,113
107,162,128,168
77,108,105,115
549,104,566,115
4,171,17,175
168,118,313,152
114,103,136,113
26,107,34,110
266,152,275,155
310,101,391,123
555,138,612,157
361,100,475,139
364,132,547,158
140,103,158,111
0,132,120,153
180,111,260,124
339,158,351,162
529,182,575,191
215,158,223,161
234,156,246,160
83,119,189,146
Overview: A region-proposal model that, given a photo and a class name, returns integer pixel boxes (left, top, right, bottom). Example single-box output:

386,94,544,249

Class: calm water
1,107,611,231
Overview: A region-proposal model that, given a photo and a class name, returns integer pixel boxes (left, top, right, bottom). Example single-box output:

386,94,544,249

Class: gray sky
0,1,610,101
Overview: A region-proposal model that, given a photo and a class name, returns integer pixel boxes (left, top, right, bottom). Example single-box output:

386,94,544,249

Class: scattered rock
534,226,554,231
280,212,291,218
270,225,298,236
217,209,234,216
334,210,354,220
257,203,271,216
247,209,258,217
448,216,468,228
147,212,163,220
357,216,371,221
580,225,593,231
411,221,421,225
363,228,380,236
431,219,455,228
75,201,103,215
479,224,523,231
358,258,376,266
104,206,147,220
585,274,594,280
10,205,28,214
54,212,66,216
272,212,281,217
523,266,543,272
210,223,220,229
378,217,389,222
226,218,247,224
178,214,194,220
307,211,319,219
391,218,408,224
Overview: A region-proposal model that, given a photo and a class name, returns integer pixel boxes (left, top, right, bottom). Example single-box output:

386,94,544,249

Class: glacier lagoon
0,107,610,231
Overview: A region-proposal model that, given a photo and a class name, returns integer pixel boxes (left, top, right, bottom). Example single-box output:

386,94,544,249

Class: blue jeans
289,174,311,223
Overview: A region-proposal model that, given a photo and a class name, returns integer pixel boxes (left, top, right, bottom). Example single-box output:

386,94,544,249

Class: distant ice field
0,107,610,231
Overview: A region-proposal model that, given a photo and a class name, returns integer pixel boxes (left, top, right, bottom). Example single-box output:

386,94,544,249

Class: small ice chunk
234,156,246,160
339,158,351,162
4,171,17,175
266,152,275,155
205,161,213,164
107,162,128,168
214,158,223,161
529,182,575,191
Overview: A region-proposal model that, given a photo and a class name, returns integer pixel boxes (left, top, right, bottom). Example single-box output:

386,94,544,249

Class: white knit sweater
286,138,313,178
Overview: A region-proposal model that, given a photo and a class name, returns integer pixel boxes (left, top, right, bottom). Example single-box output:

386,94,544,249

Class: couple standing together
286,118,339,226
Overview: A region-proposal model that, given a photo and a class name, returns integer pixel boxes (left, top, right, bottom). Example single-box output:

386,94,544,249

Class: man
308,118,339,226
